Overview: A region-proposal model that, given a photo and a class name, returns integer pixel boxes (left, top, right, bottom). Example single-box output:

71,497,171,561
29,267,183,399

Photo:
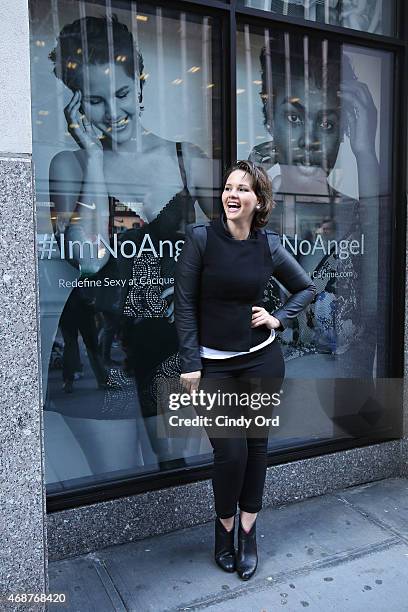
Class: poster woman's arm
339,79,379,336
181,141,220,220
49,90,110,275
339,80,379,200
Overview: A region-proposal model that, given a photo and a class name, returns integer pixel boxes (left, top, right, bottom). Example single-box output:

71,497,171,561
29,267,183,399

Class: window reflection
238,25,395,444
240,0,394,36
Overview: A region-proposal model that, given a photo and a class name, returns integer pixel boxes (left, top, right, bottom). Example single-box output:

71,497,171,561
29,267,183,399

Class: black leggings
200,340,285,519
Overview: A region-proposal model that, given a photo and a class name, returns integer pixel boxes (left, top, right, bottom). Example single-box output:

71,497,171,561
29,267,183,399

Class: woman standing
174,160,316,579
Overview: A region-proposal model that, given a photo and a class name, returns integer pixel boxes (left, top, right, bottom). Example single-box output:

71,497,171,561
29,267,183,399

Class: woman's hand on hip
180,371,202,394
251,306,281,330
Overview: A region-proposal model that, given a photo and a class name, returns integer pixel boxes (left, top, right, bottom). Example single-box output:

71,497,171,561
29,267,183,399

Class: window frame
40,0,407,512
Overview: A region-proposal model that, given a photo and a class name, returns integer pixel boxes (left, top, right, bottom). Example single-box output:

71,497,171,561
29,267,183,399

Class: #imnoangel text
38,232,185,261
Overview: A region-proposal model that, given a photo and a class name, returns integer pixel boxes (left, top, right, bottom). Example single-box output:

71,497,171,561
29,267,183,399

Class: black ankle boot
236,520,258,580
214,517,236,572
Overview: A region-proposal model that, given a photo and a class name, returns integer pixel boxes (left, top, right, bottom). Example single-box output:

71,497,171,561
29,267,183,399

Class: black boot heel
237,520,258,580
214,517,236,572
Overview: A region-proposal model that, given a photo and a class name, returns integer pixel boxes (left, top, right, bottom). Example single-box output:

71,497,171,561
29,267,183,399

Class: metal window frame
44,0,408,512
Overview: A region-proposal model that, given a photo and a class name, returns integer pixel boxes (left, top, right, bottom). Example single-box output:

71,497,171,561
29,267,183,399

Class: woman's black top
174,216,316,374
200,216,277,351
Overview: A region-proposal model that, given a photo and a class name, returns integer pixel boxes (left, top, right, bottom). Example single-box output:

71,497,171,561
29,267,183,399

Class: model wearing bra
104,142,196,421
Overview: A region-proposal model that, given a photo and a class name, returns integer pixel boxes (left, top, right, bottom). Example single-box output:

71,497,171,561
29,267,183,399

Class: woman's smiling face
268,75,341,175
80,62,139,144
222,170,258,225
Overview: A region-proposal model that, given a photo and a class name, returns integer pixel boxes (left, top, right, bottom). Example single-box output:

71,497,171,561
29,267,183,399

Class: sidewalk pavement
48,477,408,611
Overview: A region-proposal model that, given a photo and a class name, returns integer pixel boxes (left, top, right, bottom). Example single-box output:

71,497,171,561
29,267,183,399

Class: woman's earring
256,204,261,210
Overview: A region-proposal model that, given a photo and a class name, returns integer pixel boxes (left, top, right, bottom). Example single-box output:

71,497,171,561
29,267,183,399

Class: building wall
0,0,32,154
47,441,402,560
0,0,47,605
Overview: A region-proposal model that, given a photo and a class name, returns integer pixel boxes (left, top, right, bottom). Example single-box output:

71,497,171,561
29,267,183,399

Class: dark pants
200,340,285,519
59,289,106,386
121,318,179,418
100,311,121,361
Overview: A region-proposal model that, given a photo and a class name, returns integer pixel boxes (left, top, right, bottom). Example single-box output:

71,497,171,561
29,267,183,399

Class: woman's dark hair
49,15,144,100
223,160,275,229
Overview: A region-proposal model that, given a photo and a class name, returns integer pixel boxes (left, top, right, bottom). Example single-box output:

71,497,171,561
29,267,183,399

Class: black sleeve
174,225,203,373
271,243,316,331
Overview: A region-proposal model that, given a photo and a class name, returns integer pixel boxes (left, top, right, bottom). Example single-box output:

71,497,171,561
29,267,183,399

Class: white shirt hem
200,329,275,360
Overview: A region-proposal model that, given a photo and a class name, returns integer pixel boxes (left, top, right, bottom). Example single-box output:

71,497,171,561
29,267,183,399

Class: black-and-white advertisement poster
30,0,221,490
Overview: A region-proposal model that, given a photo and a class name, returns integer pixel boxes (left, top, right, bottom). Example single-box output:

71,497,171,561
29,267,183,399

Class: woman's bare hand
64,90,103,157
180,370,201,394
338,80,377,158
251,306,281,330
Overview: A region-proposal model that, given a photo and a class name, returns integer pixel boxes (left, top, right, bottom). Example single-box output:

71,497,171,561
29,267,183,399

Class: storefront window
237,24,400,449
29,0,222,493
239,1,396,37
29,0,401,500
